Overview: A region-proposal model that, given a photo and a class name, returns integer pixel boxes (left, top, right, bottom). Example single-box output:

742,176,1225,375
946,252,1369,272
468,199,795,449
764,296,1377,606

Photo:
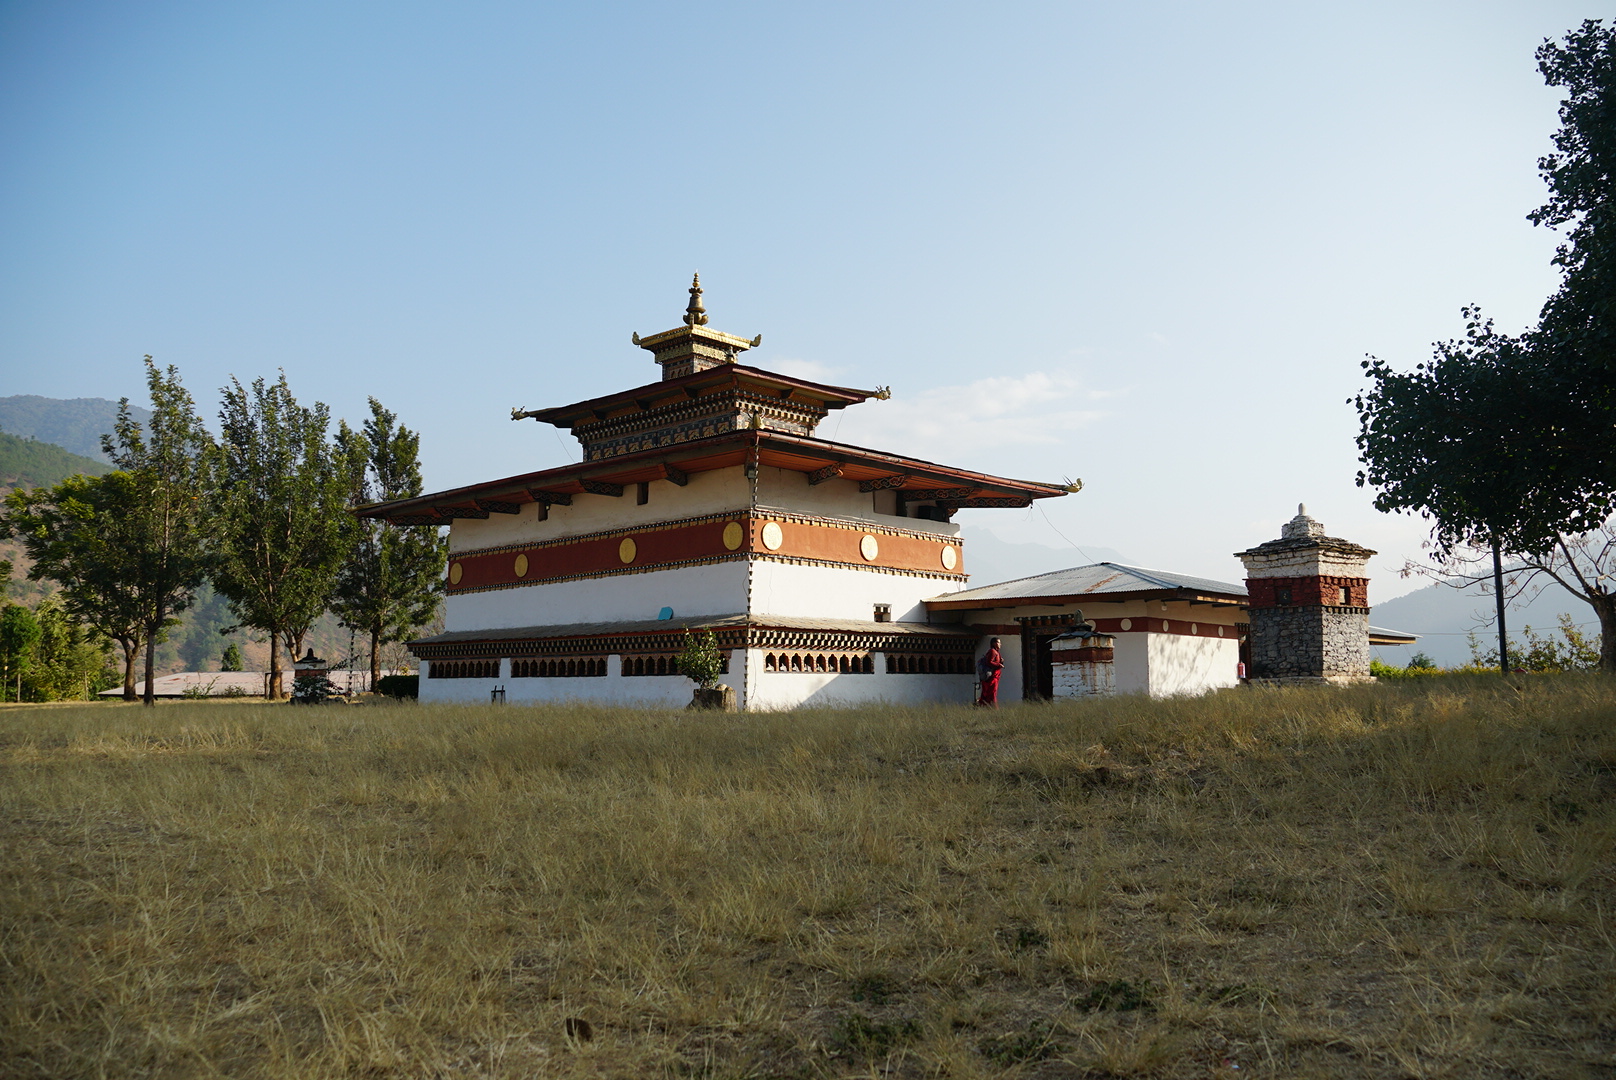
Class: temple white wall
741,650,975,710
419,654,748,707
444,561,751,631
748,561,962,623
449,468,751,551
448,465,960,553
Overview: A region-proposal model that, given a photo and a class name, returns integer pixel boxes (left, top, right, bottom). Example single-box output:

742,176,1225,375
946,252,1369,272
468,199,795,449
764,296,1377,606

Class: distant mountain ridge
0,395,150,461
1370,574,1591,668
0,429,112,490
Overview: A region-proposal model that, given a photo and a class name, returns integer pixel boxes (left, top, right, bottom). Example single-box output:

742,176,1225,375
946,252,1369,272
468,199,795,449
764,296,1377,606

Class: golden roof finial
683,272,709,327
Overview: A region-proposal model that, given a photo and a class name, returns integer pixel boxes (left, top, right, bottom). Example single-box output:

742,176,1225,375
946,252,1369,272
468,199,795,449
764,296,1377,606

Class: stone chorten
1235,505,1376,685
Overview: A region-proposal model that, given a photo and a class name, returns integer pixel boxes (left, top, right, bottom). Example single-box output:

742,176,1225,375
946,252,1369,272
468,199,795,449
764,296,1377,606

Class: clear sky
0,1,1595,598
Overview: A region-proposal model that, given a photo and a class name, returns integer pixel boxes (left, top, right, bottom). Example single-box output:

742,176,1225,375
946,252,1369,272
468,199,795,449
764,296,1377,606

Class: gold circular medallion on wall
1120,618,1132,630
1217,626,1225,637
514,553,529,578
448,561,463,585
1162,620,1171,632
860,534,880,561
1190,623,1198,635
618,537,638,564
761,521,784,551
940,545,958,570
722,521,744,551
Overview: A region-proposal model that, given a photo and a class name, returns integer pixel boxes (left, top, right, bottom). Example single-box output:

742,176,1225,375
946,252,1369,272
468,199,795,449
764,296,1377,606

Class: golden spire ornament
683,272,709,326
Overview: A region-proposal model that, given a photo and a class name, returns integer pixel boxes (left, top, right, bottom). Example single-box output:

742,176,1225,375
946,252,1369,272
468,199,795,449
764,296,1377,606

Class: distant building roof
926,563,1249,610
98,670,402,698
1368,626,1418,645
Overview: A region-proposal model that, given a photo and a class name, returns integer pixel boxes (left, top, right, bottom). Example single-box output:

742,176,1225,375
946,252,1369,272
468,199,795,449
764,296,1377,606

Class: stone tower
1235,505,1375,685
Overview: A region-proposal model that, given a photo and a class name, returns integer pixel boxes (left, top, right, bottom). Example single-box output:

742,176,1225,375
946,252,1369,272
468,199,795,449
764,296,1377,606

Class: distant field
2,683,1613,1079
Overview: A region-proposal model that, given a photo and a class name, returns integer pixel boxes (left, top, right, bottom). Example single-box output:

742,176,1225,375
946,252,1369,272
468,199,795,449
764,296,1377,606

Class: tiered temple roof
362,277,1072,526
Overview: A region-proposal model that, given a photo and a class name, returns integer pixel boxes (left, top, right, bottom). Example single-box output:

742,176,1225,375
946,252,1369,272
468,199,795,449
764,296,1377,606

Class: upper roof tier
636,273,760,381
510,276,884,461
513,362,875,462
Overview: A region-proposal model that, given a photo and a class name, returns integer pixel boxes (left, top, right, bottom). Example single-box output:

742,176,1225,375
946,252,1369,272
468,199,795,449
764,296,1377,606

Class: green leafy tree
220,642,243,672
677,630,724,689
3,471,150,699
212,373,364,699
331,399,446,691
24,597,117,701
0,602,41,702
1526,20,1616,517
103,359,214,705
1355,22,1616,672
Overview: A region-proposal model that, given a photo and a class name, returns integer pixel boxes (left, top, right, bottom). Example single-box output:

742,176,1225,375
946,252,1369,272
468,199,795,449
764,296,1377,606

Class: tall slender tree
330,399,446,691
0,603,40,702
1356,21,1616,671
102,359,214,706
212,373,363,699
3,471,149,699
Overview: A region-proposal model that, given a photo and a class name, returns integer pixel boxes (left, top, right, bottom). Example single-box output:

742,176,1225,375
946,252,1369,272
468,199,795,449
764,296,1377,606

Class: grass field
2,680,1613,1079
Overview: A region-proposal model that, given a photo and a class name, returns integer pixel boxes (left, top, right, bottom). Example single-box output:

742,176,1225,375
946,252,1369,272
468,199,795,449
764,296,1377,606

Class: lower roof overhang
358,430,1070,525
410,614,979,659
925,589,1248,613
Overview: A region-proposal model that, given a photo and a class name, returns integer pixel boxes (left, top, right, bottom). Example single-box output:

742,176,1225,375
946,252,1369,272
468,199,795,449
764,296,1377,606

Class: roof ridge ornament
683,272,709,327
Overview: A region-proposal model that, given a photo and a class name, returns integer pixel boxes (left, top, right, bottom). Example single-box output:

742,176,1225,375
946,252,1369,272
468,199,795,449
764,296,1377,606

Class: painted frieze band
444,509,967,593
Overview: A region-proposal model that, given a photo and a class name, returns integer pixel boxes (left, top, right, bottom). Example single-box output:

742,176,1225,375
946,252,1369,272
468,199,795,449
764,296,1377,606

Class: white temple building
360,283,1410,707
360,278,1075,709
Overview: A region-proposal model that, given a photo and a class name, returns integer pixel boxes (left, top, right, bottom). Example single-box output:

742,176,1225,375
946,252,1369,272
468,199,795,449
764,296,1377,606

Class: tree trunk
1492,539,1510,676
120,636,139,701
1593,594,1616,674
267,630,282,699
369,630,381,693
141,614,159,706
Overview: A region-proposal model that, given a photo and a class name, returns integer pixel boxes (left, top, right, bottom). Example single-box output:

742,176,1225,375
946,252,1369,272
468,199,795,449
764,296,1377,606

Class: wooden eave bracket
900,487,977,502
807,463,844,486
389,512,445,526
662,463,690,487
581,480,625,497
438,506,491,520
527,489,573,506
859,475,909,493
475,500,522,515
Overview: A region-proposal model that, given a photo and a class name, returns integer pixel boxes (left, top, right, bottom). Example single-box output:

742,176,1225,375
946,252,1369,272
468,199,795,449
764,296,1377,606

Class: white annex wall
748,560,962,623
1144,635,1240,697
445,561,751,631
1113,634,1150,695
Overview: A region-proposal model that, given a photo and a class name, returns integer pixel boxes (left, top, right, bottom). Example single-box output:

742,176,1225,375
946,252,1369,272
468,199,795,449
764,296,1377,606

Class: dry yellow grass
2,679,1613,1079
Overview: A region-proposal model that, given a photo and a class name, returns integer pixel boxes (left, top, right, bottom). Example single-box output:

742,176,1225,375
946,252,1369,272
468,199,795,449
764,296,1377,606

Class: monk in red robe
976,637,1003,707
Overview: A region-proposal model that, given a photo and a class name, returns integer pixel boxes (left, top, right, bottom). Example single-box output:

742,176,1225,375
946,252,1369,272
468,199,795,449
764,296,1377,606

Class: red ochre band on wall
1244,577,1368,608
1087,618,1240,639
444,511,967,593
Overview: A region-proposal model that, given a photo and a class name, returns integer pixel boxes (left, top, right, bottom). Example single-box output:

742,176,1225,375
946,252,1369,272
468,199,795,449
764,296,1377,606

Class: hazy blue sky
0,1,1595,597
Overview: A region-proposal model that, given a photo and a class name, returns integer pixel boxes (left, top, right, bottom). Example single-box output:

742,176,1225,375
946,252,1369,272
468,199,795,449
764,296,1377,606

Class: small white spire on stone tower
1281,503,1326,540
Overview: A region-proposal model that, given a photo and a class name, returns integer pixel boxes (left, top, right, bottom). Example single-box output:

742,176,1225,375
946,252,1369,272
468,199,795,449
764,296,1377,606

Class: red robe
978,646,1003,706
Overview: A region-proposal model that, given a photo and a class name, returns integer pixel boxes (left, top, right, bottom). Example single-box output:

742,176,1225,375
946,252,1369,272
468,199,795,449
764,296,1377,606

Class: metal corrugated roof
927,563,1248,606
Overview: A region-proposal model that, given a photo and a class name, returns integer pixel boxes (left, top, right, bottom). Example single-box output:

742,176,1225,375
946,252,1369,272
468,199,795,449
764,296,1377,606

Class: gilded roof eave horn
683,272,709,326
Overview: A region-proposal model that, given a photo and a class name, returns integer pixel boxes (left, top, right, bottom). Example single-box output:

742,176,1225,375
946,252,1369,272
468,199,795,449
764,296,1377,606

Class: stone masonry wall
1248,607,1370,679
